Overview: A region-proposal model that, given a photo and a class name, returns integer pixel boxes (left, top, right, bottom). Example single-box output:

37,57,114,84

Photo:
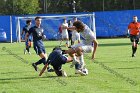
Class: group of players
21,16,98,77
21,15,140,77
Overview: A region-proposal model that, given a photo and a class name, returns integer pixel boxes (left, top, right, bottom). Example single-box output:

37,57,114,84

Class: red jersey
128,22,140,35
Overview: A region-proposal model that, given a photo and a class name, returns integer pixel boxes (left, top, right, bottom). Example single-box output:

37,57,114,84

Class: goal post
15,13,96,42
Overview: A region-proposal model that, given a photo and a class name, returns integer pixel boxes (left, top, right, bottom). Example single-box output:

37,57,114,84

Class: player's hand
127,33,130,38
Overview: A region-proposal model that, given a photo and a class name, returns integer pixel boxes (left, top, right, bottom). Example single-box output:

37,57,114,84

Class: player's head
73,17,77,22
63,18,67,23
26,20,32,25
53,47,62,51
35,16,42,26
133,16,138,22
73,20,84,32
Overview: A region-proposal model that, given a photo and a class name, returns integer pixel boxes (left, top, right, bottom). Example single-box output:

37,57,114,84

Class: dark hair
73,20,84,30
26,20,31,24
73,17,77,19
63,18,66,21
35,16,41,20
53,47,62,51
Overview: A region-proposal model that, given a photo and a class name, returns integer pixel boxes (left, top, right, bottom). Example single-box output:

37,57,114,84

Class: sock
79,54,85,68
26,47,29,52
35,58,46,65
132,46,135,54
66,40,69,46
73,55,77,62
75,63,81,70
134,47,137,54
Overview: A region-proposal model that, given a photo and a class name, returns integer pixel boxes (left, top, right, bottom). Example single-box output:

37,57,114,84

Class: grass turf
0,38,140,93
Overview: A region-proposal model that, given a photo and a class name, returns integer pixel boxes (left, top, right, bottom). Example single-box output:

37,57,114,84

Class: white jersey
72,30,80,41
80,24,96,45
61,23,68,38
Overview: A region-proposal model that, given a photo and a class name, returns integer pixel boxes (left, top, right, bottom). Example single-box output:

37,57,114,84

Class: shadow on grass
115,67,140,69
0,76,48,81
0,75,80,81
1,71,32,75
0,81,16,84
99,43,130,47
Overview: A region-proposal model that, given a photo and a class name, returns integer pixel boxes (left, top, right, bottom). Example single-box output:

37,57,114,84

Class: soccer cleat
24,49,26,54
47,67,54,72
132,54,136,57
28,52,31,55
62,70,67,77
32,63,38,71
75,69,87,76
75,69,81,74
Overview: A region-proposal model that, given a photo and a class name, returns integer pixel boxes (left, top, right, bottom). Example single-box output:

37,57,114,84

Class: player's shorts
62,33,69,39
130,34,139,44
33,41,46,55
51,55,67,76
71,43,93,53
72,32,80,42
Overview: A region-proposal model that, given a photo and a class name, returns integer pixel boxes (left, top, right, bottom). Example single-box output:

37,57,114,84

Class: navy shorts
33,42,46,55
50,55,67,76
130,35,139,44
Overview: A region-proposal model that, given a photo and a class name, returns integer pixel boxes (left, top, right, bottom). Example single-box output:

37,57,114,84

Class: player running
25,17,53,72
59,18,69,47
128,16,140,57
21,20,32,55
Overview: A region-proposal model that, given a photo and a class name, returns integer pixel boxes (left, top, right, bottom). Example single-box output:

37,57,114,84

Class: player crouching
39,47,87,77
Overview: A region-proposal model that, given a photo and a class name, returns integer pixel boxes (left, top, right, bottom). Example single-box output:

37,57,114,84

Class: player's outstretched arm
92,39,98,60
67,26,76,31
39,64,48,76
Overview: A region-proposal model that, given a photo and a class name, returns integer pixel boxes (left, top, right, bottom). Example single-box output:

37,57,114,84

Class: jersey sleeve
28,27,33,35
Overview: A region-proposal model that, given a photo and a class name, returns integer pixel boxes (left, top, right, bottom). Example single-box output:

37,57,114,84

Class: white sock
79,54,85,68
66,40,69,46
73,55,76,61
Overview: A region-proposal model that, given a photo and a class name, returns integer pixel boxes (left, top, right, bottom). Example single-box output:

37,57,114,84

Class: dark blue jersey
28,26,44,42
23,25,30,34
47,50,67,66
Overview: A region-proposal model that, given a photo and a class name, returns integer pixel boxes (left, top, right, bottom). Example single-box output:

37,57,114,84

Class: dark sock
35,58,46,65
75,63,81,70
26,48,29,52
134,47,137,54
132,46,135,54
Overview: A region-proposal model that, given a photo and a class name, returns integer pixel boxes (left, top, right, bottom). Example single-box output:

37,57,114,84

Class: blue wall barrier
1,10,140,42
95,10,140,37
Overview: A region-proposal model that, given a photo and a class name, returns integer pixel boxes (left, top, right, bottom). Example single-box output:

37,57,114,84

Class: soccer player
68,20,73,46
59,18,69,47
25,17,53,72
128,16,140,57
21,20,32,55
71,17,80,45
67,21,98,70
39,47,86,77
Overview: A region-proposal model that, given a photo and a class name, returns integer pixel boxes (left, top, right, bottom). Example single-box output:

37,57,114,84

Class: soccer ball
82,68,88,75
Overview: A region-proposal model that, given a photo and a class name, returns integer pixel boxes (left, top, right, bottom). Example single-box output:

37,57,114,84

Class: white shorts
62,33,68,39
72,32,80,42
71,43,93,53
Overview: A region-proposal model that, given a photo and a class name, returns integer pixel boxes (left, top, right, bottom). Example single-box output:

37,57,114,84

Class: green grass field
0,38,140,93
